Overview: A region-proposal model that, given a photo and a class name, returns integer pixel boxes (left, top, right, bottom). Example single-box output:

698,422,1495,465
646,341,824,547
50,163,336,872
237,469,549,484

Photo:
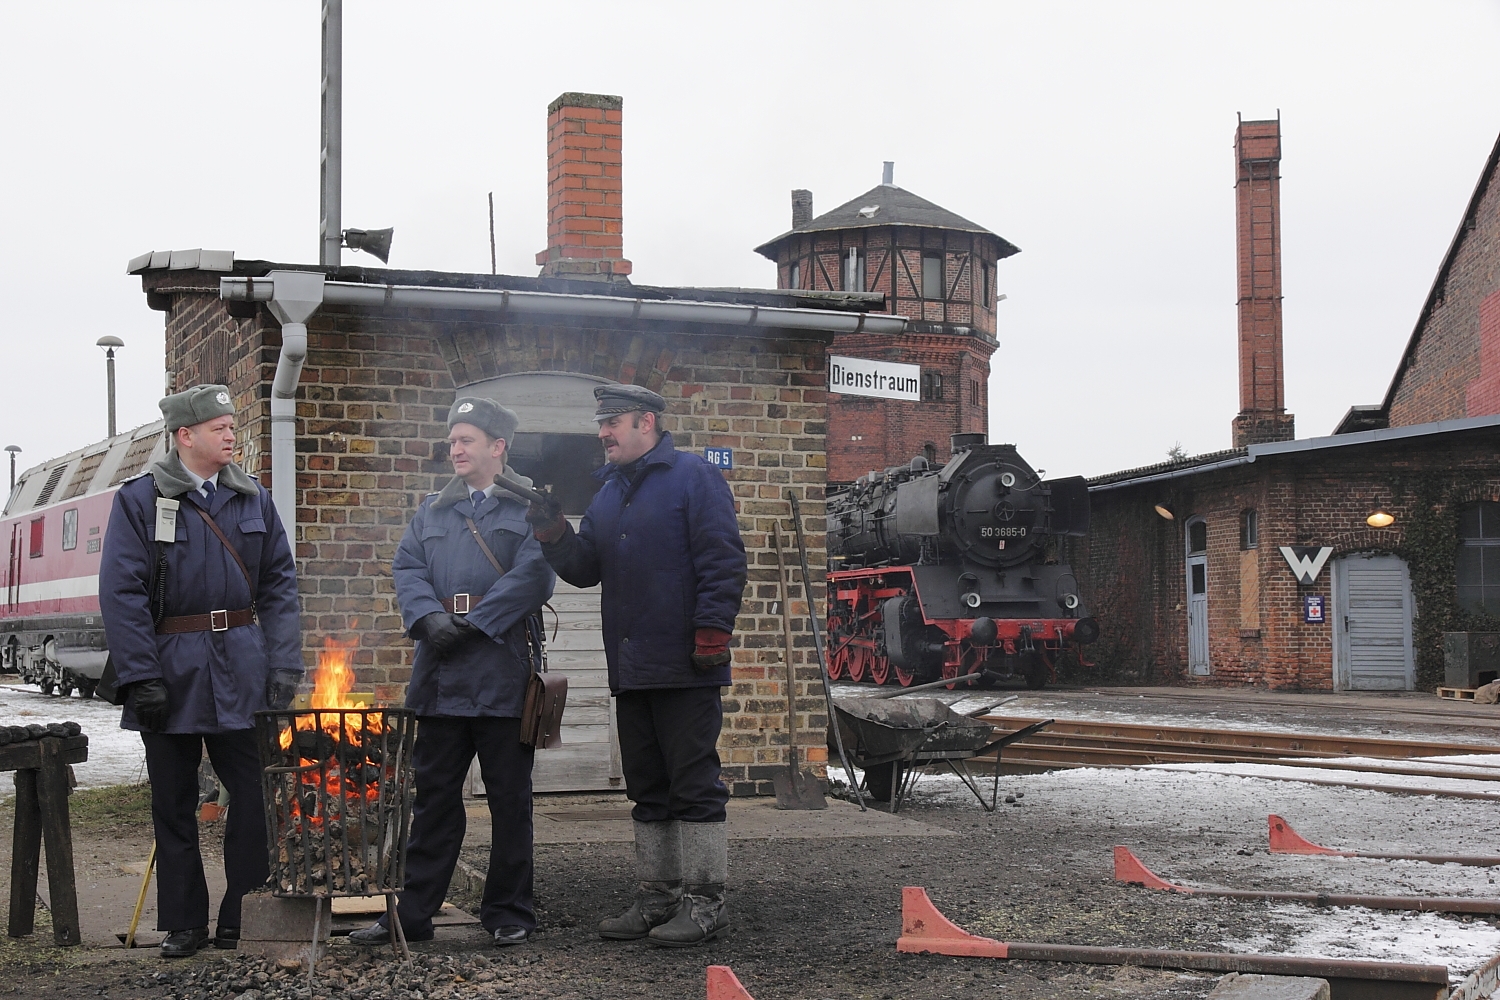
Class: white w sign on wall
1280,545,1333,585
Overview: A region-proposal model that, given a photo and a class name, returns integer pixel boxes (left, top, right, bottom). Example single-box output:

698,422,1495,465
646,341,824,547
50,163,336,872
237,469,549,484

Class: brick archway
433,323,678,394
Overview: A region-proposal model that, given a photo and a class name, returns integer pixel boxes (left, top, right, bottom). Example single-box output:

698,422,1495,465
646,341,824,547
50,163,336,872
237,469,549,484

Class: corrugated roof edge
1089,411,1500,492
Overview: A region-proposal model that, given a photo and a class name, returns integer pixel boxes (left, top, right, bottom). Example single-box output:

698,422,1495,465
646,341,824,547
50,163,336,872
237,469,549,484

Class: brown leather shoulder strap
192,503,256,600
463,516,507,577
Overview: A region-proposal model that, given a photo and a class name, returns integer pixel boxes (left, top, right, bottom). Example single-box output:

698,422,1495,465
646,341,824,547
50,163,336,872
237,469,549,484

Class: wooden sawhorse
5,734,88,946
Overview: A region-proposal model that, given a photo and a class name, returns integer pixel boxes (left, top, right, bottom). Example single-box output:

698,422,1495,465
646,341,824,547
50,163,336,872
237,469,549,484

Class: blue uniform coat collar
592,432,680,483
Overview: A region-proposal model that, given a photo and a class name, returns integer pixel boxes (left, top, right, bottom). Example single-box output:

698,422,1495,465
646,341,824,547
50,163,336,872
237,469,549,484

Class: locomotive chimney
791,189,813,230
951,432,986,453
1231,113,1295,448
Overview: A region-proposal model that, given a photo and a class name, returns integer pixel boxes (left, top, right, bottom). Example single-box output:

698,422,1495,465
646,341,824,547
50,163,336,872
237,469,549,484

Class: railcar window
921,254,944,299
28,517,43,558
62,509,78,551
1457,502,1500,614
1188,520,1207,554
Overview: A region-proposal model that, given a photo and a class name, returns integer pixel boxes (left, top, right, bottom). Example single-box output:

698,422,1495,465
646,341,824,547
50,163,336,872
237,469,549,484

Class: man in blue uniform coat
100,384,302,957
350,397,555,948
527,384,746,947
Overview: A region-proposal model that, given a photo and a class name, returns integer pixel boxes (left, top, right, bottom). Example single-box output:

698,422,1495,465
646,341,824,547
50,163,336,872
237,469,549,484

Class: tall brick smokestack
536,92,631,281
1231,115,1294,447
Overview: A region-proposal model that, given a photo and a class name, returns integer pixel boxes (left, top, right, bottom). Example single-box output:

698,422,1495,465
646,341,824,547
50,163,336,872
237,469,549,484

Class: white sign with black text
828,355,921,401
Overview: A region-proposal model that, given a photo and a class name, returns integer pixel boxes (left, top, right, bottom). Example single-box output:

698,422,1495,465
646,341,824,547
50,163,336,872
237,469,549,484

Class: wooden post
35,738,80,946
7,769,41,938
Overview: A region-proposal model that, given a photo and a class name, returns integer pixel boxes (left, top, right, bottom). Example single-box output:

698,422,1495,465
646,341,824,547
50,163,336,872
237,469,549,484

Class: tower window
970,379,981,406
923,442,937,465
981,263,991,307
921,372,943,402
921,254,944,299
842,249,865,293
789,261,801,290
1241,509,1258,549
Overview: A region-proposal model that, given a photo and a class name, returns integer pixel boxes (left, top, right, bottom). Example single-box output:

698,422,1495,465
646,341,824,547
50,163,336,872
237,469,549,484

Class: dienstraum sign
829,355,921,401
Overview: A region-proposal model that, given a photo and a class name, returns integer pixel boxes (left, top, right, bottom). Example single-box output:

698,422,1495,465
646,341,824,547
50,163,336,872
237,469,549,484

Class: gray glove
265,670,301,711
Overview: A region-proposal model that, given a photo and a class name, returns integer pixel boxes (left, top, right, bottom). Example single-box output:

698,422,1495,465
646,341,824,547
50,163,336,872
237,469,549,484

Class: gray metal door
1333,553,1414,691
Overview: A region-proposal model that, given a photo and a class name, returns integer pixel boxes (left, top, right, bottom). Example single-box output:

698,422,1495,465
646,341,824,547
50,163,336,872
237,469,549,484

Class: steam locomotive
826,434,1098,689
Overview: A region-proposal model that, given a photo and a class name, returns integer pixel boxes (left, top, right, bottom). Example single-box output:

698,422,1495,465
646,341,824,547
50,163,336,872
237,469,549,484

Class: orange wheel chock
707,965,756,1000
1268,815,1348,856
1113,846,1195,893
896,887,1009,958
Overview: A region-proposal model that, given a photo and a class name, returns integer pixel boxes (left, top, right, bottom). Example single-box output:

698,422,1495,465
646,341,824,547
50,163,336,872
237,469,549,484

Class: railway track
974,716,1500,780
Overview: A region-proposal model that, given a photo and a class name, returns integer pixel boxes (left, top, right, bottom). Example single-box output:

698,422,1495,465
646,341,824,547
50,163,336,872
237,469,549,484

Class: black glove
417,612,470,656
265,669,301,711
525,492,567,543
129,679,170,733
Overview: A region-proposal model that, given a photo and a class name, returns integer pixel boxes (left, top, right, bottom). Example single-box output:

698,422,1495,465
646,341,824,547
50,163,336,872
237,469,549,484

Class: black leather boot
648,822,728,947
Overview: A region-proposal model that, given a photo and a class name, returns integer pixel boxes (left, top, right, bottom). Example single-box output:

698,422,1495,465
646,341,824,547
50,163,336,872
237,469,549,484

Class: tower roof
754,184,1020,260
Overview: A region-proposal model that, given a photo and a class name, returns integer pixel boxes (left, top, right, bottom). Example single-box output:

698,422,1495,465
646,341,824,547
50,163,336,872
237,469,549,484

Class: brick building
125,93,908,794
754,165,1019,483
1076,123,1500,692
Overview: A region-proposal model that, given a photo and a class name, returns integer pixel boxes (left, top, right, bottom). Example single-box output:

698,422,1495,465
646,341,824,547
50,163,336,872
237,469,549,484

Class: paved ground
5,685,1500,998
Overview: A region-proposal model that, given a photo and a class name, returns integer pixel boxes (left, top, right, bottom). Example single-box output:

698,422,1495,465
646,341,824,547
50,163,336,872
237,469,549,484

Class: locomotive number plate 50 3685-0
980,526,1028,539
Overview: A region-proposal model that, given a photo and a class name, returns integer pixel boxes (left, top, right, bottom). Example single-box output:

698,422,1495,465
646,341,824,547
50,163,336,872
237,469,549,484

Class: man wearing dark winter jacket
350,396,555,949
100,384,302,957
527,383,746,947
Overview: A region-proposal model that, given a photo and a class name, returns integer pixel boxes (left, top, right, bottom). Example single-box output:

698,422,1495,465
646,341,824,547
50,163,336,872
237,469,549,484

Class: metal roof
755,185,1021,259
1089,411,1500,492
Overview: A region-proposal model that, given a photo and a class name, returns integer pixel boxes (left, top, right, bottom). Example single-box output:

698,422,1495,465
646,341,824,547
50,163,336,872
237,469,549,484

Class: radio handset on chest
155,497,180,542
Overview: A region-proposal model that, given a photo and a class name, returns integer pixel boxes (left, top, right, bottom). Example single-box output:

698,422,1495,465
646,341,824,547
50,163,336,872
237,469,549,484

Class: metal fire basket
255,708,417,899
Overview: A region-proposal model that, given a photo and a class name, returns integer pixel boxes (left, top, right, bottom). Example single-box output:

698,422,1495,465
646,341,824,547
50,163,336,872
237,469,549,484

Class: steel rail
1269,814,1500,867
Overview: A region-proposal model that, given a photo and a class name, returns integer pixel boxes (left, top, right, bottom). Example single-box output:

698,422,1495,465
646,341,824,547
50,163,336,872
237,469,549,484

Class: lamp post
5,445,20,492
96,336,124,438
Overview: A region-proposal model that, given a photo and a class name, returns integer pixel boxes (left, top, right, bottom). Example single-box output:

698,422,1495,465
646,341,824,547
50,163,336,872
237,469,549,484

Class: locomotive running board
897,886,1449,1000
706,965,756,1000
1270,814,1500,866
1115,845,1500,913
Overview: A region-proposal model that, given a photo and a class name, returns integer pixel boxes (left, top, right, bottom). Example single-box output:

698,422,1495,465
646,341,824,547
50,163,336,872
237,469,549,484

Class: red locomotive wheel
894,662,917,686
826,614,851,680
846,645,869,683
868,653,891,686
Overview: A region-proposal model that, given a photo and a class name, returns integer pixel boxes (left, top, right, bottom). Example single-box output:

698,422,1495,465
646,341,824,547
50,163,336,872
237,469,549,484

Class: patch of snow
0,681,146,791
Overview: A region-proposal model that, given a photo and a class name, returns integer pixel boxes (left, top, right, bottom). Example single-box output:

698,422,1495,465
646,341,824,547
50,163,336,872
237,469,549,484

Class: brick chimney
791,189,813,230
536,92,631,281
1231,114,1295,448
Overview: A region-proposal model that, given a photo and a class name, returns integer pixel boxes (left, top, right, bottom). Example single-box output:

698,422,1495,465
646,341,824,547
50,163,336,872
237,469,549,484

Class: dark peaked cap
160,384,235,432
593,384,665,421
448,397,519,442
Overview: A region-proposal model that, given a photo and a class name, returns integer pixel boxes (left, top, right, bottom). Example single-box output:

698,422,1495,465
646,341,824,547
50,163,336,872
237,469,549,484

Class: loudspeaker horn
342,227,393,264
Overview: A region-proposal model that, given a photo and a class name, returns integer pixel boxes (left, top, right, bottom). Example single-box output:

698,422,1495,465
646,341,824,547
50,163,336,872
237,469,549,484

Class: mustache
601,438,618,448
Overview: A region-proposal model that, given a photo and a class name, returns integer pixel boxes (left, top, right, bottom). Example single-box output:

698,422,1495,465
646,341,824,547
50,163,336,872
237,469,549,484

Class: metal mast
319,0,342,267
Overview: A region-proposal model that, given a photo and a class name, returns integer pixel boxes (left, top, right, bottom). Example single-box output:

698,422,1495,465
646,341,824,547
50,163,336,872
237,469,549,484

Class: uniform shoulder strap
462,516,507,577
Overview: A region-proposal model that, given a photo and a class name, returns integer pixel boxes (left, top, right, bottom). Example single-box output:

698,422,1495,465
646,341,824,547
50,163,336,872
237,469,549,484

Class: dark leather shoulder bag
463,515,566,749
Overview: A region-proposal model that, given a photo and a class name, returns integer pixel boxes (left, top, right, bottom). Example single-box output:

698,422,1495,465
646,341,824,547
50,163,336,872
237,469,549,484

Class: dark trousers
393,716,535,935
616,687,729,824
140,730,267,932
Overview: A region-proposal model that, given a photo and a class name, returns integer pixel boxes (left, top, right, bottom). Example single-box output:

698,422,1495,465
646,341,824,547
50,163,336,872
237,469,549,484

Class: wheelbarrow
831,696,1053,813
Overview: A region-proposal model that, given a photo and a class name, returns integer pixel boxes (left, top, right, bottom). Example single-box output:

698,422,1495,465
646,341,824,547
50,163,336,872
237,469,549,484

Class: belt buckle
210,609,230,632
453,593,471,615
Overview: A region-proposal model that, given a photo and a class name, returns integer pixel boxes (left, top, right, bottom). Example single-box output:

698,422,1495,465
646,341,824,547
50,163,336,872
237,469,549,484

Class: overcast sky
2,1,1498,480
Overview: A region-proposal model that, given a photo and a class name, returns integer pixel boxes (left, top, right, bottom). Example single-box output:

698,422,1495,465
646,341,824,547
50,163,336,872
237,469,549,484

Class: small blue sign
704,447,734,470
1304,595,1326,624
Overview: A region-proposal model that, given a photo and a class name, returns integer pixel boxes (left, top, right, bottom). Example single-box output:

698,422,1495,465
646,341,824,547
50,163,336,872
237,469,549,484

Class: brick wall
1079,431,1500,690
1232,118,1294,447
142,266,836,795
1387,139,1500,426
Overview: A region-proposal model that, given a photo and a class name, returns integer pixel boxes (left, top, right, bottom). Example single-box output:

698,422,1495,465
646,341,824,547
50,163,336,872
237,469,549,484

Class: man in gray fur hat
100,384,302,957
350,396,555,948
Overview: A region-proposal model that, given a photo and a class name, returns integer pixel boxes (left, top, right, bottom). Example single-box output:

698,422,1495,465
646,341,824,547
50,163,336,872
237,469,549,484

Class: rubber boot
598,820,682,940
648,821,728,947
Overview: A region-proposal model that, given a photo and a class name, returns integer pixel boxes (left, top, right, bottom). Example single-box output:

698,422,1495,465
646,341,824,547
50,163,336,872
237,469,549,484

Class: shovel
771,522,826,810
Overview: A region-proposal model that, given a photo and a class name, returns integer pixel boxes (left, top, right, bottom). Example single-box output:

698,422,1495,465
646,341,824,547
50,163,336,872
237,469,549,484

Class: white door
1333,553,1415,691
1186,519,1210,676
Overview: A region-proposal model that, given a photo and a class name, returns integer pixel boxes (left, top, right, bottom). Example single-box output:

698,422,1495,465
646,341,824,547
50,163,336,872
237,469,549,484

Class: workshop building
1077,121,1500,691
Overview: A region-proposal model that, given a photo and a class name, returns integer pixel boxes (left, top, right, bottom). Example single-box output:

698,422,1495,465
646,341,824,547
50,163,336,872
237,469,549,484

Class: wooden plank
7,769,41,938
1439,687,1479,701
546,631,606,651
0,735,88,772
36,739,80,946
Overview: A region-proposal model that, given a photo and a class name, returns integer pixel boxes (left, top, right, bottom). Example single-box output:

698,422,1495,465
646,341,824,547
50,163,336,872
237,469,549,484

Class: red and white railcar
0,422,165,697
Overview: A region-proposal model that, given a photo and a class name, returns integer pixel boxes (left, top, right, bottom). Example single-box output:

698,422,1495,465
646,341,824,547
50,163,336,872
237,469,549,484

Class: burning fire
278,637,378,750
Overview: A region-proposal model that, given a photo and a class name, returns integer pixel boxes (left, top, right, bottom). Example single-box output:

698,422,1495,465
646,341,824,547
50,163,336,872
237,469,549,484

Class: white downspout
256,271,326,524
